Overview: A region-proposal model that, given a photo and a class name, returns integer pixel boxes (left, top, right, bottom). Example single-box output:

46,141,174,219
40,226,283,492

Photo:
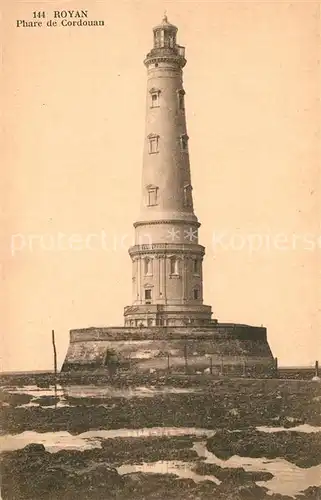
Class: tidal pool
1,426,320,497
257,424,321,433
193,441,321,497
118,460,221,485
2,384,200,408
0,427,214,453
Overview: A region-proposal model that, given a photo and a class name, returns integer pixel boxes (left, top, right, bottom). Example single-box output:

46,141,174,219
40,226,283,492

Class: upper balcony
144,45,186,68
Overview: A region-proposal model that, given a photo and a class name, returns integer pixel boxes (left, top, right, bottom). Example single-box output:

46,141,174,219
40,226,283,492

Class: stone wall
62,324,274,376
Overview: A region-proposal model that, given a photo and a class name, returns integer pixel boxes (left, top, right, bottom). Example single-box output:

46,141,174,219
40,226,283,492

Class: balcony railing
128,243,205,254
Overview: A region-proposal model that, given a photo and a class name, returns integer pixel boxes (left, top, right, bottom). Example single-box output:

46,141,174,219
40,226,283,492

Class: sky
1,0,320,371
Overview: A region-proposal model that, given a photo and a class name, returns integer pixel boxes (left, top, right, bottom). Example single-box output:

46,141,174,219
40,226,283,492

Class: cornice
134,219,201,228
144,55,186,68
128,243,205,258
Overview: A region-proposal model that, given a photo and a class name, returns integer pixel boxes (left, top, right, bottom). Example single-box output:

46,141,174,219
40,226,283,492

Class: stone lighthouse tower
124,15,213,328
62,16,275,375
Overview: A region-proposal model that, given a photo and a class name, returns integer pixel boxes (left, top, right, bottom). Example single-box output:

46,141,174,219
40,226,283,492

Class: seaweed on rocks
192,461,274,483
206,429,321,467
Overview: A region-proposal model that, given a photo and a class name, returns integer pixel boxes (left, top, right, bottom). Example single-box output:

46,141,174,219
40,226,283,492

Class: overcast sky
1,0,320,371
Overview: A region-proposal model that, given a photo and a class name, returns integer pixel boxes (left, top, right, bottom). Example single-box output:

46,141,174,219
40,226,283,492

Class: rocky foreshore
206,429,321,467
1,442,321,500
1,378,320,499
1,378,321,435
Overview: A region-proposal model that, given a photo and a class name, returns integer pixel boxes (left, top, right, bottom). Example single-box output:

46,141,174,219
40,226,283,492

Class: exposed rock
216,480,268,499
2,379,321,434
32,396,59,407
295,486,321,499
193,461,273,483
206,429,321,467
0,445,123,499
0,389,33,407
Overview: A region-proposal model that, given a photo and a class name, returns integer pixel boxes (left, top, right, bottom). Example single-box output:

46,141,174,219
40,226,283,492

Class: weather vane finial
163,10,168,22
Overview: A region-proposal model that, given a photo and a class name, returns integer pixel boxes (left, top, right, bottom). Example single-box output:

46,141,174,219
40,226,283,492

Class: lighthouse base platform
61,324,275,377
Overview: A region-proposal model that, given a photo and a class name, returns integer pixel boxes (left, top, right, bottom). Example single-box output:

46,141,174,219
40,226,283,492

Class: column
182,255,187,301
157,255,161,299
163,256,167,304
138,257,142,304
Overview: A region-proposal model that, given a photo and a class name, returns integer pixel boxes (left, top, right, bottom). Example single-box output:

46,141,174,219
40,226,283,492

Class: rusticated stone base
61,324,275,377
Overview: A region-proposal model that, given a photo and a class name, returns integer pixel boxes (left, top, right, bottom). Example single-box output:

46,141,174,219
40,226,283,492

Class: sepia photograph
1,0,320,498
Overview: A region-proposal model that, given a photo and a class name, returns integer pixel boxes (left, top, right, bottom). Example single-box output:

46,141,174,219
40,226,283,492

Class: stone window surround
146,184,159,206
193,258,200,276
149,87,161,108
144,287,152,304
183,184,193,207
169,255,180,277
180,133,189,152
177,88,186,110
144,257,153,276
148,133,160,154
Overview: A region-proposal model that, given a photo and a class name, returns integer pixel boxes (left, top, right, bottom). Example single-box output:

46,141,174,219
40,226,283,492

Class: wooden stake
52,329,57,378
52,330,58,409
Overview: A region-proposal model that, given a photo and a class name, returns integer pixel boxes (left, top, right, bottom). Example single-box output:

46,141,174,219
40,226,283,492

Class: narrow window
184,184,193,207
147,186,158,206
177,89,185,110
160,30,165,47
193,288,199,300
151,93,158,107
170,256,179,275
193,259,200,275
150,88,161,108
145,289,152,304
148,134,159,154
154,31,161,48
144,257,152,275
180,134,189,152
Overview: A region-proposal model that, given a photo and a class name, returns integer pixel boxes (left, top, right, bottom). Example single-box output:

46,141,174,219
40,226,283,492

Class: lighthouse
124,15,213,328
62,17,274,376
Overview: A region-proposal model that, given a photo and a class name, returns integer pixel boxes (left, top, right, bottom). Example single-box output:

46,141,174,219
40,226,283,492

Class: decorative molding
133,219,200,228
168,254,183,260
129,243,205,258
144,55,186,68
